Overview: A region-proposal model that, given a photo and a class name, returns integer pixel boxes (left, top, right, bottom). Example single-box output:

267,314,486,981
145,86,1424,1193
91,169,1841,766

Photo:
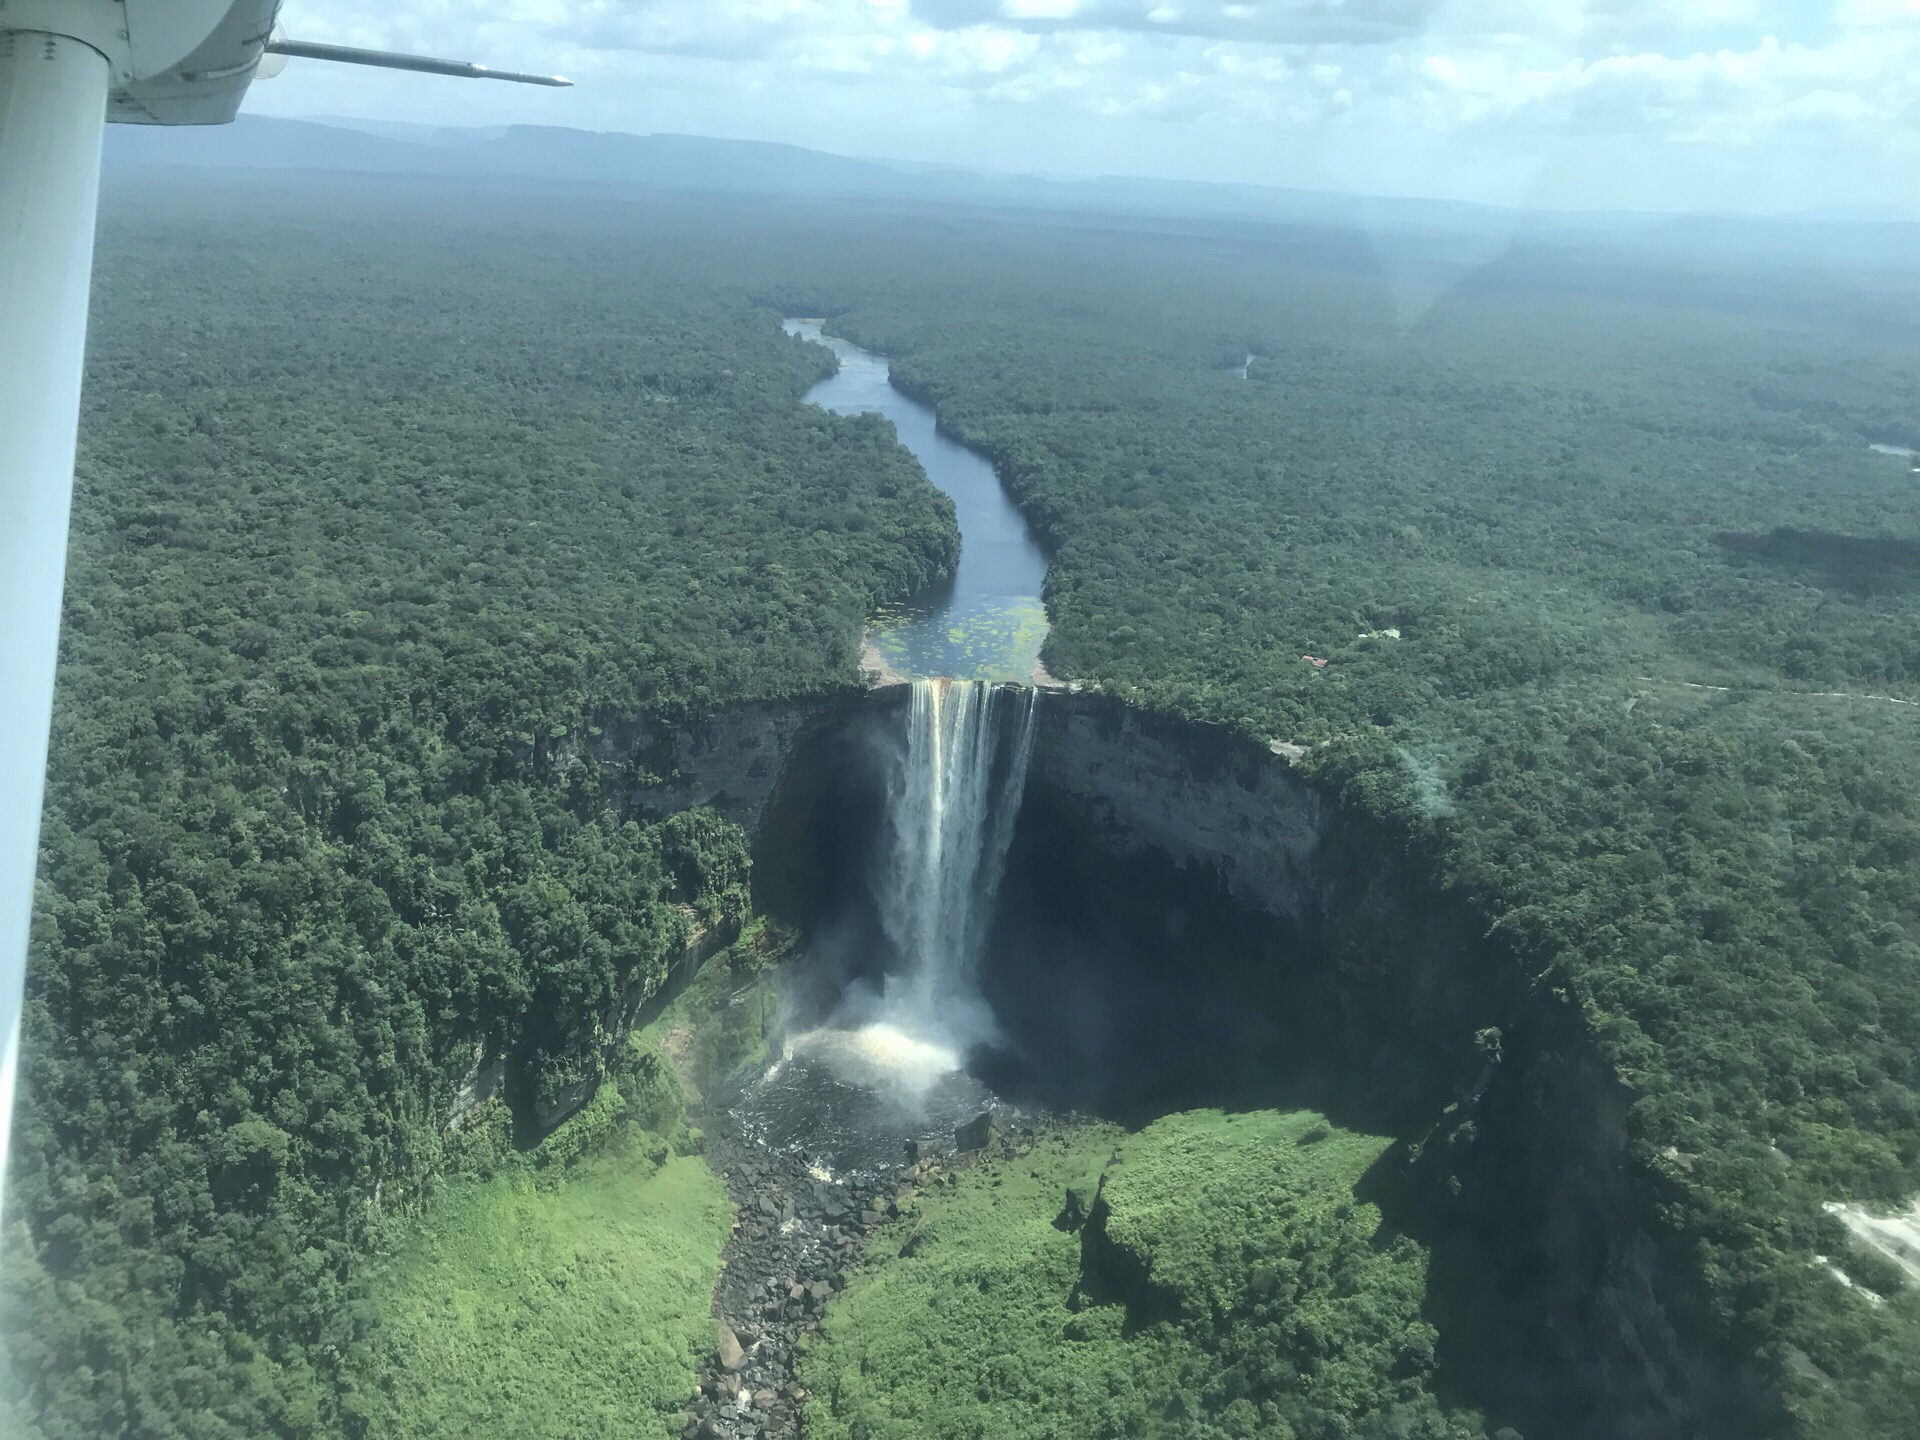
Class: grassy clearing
340,1139,729,1440
800,1109,1491,1440
337,924,793,1440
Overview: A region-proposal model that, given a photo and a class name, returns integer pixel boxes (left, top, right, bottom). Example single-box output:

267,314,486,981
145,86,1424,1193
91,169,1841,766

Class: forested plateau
4,163,1920,1438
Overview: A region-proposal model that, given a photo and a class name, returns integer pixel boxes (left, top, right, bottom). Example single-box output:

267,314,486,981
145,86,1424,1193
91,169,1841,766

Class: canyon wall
577,687,883,835
1019,689,1763,1440
1025,691,1324,918
576,682,1761,1438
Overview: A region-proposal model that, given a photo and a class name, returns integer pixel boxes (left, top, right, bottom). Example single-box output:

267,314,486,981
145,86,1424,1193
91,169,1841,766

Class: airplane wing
111,0,568,127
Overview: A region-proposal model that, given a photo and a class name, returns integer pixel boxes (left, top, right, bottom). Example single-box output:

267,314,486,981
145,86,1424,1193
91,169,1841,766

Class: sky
249,1,1920,216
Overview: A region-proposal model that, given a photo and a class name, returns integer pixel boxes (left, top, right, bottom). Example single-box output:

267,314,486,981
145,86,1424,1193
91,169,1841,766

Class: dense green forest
6,163,1920,1437
0,173,957,1438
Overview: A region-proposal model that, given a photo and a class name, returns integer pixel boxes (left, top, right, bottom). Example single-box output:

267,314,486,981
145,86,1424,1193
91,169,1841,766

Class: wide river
783,320,1049,682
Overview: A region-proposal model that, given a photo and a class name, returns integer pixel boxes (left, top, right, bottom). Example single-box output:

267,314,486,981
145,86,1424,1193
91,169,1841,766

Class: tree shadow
1717,527,1920,596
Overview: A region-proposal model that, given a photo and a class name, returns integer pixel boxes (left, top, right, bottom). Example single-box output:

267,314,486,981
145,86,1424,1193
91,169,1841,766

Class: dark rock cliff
583,682,1767,1438
1021,690,1768,1440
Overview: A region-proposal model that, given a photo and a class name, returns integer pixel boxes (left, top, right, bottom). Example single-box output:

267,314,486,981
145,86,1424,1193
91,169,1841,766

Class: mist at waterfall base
735,681,1037,1173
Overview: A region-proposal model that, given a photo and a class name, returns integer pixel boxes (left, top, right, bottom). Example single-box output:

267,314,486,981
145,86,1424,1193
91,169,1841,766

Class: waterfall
736,679,1036,1166
871,679,1036,1049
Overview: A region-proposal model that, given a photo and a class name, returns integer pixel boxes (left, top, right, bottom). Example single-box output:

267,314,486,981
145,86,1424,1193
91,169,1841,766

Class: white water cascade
738,680,1038,1169
871,679,1037,1049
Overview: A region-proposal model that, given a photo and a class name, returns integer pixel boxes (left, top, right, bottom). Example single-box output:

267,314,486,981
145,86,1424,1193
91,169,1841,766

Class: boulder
1059,1163,1107,1230
955,1111,997,1152
716,1322,746,1372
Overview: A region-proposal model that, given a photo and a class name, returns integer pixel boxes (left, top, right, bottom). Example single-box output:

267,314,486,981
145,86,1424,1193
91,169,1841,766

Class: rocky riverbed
680,1110,1033,1440
682,1119,892,1440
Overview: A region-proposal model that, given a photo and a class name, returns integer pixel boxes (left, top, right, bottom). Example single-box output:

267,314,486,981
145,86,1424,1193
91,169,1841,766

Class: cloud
911,0,1442,44
1409,27,1917,144
253,0,1920,214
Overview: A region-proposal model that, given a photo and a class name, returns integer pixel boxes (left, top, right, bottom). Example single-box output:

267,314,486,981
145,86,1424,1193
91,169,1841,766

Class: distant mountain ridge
105,115,1359,218
103,114,1920,271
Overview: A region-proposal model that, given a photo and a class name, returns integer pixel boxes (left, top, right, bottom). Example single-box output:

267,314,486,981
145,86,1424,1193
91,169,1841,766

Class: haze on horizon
244,1,1919,219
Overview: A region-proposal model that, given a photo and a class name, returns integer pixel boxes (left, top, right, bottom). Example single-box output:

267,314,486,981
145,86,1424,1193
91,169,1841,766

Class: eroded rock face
447,1043,504,1131
590,684,1754,1439
1027,694,1324,919
582,688,880,837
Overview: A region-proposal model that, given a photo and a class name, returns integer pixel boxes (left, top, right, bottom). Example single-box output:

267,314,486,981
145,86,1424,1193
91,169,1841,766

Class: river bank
784,319,1050,684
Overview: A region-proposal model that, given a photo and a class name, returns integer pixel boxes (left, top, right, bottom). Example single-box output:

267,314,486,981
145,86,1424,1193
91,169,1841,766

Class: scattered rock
955,1111,997,1152
689,1084,1068,1438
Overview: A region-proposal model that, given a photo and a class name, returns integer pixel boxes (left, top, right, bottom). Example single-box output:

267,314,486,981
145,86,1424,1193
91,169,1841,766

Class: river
782,319,1049,682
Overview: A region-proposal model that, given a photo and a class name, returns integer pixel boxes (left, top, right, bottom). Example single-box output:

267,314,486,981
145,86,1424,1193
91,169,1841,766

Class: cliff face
582,684,1756,1438
1026,693,1324,919
1019,690,1756,1440
579,689,878,836
450,915,740,1136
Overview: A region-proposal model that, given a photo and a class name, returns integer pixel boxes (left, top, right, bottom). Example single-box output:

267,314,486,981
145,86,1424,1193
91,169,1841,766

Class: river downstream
783,319,1049,682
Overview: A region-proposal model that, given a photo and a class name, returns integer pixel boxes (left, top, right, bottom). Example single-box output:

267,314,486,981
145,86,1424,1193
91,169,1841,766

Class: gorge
635,676,1752,1440
611,323,1758,1440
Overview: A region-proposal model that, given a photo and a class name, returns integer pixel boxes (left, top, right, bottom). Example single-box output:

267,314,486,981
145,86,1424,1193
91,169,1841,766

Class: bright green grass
801,1110,1488,1440
340,1143,730,1440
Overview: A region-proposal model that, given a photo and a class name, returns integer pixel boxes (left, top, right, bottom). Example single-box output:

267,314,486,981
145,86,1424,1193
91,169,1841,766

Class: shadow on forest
1717,527,1920,595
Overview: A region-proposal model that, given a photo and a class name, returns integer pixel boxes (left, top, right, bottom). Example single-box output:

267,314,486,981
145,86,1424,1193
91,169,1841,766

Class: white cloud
248,0,1920,213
